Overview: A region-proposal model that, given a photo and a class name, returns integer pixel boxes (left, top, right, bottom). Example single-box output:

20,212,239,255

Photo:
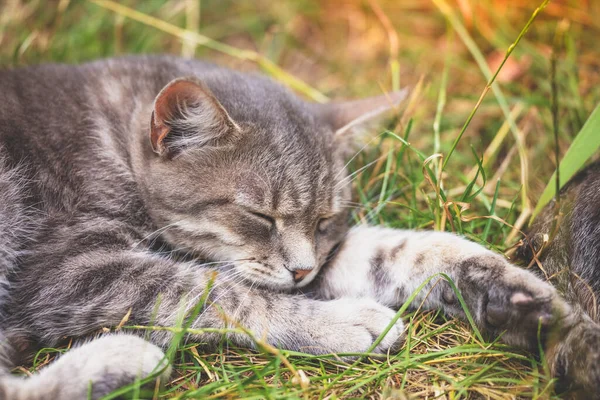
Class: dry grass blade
435,0,551,240
89,0,329,103
368,0,400,91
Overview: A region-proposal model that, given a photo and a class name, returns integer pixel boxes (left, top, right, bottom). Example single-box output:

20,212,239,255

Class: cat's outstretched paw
444,254,569,349
305,297,404,355
448,255,600,398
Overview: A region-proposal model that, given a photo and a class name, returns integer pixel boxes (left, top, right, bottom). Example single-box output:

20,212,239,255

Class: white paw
307,297,404,355
21,334,172,399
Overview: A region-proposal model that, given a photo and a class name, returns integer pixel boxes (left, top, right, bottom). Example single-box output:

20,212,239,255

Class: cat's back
0,55,286,160
0,54,313,236
518,160,600,319
0,57,205,186
0,55,215,152
0,57,193,235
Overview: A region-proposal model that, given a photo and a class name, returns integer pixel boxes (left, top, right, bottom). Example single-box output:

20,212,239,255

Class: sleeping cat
0,55,594,399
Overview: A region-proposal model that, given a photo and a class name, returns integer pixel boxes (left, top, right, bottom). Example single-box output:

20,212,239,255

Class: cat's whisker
166,270,247,326
157,243,192,256
339,202,373,210
356,204,385,225
194,266,250,305
224,276,259,353
194,259,248,268
229,279,257,328
339,200,392,215
192,272,250,323
254,167,273,194
333,132,387,181
340,198,383,206
334,155,387,191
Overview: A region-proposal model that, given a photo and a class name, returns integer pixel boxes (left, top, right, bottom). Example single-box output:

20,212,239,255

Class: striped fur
517,161,600,397
0,56,593,398
0,56,404,398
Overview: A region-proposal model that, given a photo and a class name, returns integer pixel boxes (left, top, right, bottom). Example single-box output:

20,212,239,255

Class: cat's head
137,72,407,290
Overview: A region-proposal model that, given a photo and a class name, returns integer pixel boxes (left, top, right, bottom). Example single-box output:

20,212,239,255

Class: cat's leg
5,226,404,397
10,248,403,354
545,309,600,398
312,225,600,396
1,334,170,400
312,225,575,350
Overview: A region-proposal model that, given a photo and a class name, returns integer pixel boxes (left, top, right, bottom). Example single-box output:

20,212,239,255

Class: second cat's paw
444,254,569,348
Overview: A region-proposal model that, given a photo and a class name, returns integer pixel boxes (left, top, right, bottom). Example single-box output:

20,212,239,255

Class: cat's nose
293,268,313,282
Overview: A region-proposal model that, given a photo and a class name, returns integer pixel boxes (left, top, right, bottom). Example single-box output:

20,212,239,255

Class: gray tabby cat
0,55,593,399
517,160,600,397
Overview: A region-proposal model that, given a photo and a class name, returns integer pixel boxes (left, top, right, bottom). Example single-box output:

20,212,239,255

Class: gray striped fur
0,56,593,399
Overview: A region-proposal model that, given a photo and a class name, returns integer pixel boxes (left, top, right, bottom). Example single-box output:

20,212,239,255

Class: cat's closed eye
247,210,276,228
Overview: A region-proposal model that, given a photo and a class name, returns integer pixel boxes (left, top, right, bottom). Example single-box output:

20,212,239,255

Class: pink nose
294,269,312,282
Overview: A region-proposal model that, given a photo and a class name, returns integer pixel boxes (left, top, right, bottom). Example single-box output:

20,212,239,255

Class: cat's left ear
150,77,240,157
314,88,409,137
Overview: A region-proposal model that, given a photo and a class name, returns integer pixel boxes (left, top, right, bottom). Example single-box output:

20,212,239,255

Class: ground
1,0,599,398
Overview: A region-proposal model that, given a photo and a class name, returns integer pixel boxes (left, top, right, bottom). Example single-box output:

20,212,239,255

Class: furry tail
546,310,600,399
0,334,171,400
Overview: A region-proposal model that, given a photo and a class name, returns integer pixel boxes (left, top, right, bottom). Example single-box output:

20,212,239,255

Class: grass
2,0,600,398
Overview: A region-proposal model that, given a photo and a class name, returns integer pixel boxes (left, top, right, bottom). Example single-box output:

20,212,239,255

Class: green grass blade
532,103,600,220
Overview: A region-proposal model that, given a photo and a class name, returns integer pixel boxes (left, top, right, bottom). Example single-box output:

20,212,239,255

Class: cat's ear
150,77,240,157
315,88,409,137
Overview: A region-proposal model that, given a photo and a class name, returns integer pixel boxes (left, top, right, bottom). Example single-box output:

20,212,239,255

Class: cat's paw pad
457,254,564,346
484,288,554,331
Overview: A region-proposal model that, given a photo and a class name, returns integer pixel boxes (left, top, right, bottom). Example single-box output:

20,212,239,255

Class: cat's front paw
445,254,569,349
306,297,404,355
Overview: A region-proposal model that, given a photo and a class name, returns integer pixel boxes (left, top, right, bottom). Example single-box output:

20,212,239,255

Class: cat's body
518,161,600,319
517,160,600,396
0,55,595,399
0,55,353,349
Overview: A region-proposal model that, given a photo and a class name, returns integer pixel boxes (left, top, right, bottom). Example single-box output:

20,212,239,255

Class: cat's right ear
314,88,409,138
150,77,240,157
